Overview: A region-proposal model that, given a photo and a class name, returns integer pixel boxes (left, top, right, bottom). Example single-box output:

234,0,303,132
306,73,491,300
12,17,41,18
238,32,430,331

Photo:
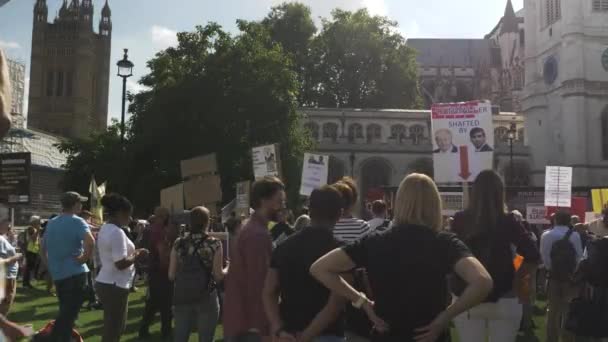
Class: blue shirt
0,235,18,279
44,214,90,281
540,225,584,270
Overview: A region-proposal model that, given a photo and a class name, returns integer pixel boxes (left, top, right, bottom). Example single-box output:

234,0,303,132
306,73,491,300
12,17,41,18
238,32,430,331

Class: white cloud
0,40,20,50
127,79,149,94
150,25,178,50
360,0,387,16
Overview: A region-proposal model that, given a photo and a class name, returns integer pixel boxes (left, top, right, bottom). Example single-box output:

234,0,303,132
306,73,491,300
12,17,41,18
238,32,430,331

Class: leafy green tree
312,9,421,108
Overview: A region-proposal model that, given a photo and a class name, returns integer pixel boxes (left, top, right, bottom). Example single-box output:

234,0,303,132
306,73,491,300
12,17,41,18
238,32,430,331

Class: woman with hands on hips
310,174,493,342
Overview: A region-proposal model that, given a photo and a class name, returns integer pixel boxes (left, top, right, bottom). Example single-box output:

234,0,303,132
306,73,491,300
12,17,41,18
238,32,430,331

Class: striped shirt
334,218,371,243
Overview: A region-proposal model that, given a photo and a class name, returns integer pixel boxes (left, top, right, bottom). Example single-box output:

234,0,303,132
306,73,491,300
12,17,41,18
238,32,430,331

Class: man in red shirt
223,177,285,342
139,207,174,339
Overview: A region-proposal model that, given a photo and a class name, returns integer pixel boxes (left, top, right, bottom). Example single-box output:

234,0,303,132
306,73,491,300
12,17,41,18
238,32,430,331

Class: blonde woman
311,173,493,342
0,49,12,138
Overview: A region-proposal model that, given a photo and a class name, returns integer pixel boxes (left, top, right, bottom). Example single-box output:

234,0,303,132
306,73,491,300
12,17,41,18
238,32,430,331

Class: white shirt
540,225,584,271
96,223,135,289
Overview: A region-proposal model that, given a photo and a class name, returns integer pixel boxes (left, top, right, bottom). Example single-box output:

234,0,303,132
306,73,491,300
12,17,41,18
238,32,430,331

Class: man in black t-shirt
263,186,346,342
270,210,294,248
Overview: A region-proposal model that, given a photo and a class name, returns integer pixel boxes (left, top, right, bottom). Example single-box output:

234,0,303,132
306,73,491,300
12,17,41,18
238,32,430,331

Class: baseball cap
61,191,88,208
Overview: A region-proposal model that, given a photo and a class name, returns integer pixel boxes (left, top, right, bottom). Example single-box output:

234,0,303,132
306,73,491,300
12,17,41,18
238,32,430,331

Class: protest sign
544,166,572,207
526,204,549,224
591,189,608,214
252,144,280,180
300,153,329,196
180,154,217,179
236,181,250,209
439,192,463,216
0,152,31,204
183,175,222,209
585,212,601,224
160,183,184,213
431,101,493,183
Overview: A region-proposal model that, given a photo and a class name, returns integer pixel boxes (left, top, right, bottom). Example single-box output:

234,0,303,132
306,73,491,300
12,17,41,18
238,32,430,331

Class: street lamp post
349,152,356,177
507,122,517,186
116,49,134,146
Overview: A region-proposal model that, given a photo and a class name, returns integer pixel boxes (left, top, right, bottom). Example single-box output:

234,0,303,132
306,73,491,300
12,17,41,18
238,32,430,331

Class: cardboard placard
181,154,217,179
183,175,222,209
160,183,184,213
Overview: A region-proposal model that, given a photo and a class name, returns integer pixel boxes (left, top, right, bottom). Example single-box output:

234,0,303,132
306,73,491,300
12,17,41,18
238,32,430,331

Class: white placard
300,153,329,196
431,100,494,183
584,212,601,224
252,144,279,180
544,166,573,207
236,181,250,209
526,204,550,224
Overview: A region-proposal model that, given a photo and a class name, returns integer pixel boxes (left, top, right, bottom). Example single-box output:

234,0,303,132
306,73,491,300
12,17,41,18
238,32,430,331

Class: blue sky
0,0,523,123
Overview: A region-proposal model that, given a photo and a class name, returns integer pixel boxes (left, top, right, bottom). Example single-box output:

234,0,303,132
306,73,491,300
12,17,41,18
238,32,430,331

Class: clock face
602,48,608,72
544,56,558,85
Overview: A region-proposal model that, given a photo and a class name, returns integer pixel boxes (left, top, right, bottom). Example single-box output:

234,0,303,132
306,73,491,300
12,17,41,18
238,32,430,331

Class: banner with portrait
252,144,280,180
431,100,494,183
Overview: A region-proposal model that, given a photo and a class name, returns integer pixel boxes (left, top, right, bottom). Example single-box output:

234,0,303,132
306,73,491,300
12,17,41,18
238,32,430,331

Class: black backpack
173,236,215,306
550,229,577,282
581,236,608,287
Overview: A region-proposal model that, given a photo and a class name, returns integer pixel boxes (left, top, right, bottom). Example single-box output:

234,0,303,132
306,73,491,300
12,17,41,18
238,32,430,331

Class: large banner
252,144,280,180
300,153,329,196
431,101,494,183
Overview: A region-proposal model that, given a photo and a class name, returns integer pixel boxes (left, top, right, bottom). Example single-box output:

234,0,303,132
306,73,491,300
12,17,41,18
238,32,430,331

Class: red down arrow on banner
459,145,471,180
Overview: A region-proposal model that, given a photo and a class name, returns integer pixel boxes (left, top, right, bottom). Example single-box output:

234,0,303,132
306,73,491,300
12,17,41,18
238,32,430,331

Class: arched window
391,124,407,143
348,123,363,142
322,123,338,143
495,126,509,143
410,125,424,145
305,122,320,141
602,107,608,160
366,124,382,143
517,128,525,143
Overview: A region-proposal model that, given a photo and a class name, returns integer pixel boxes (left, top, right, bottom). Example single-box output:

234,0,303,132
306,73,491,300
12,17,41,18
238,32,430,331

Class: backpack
173,236,215,306
550,229,577,282
580,236,608,287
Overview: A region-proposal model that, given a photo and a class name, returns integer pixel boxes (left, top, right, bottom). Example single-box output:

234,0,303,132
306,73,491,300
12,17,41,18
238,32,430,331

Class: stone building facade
522,0,608,187
302,108,529,202
27,0,112,140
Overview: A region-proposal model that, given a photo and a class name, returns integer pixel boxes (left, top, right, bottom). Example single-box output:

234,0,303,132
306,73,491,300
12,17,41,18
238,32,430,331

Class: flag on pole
89,176,106,225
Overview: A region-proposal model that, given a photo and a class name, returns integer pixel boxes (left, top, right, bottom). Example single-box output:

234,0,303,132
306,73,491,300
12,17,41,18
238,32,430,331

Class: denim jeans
173,291,219,342
51,273,87,342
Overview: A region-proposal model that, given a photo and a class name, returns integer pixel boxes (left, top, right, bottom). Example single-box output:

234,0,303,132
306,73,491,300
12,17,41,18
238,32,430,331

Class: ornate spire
500,0,519,35
102,0,111,17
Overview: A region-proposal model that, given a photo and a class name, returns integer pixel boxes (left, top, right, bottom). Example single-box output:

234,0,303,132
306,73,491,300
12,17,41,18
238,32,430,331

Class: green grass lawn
8,281,546,341
8,280,223,342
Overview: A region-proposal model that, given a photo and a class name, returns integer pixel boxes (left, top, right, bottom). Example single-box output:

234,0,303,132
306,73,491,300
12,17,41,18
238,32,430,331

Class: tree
312,9,421,109
58,24,310,215
262,3,317,106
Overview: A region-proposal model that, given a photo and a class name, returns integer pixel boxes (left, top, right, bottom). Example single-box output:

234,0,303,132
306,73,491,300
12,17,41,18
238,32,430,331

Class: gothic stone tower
522,0,608,187
28,0,112,139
